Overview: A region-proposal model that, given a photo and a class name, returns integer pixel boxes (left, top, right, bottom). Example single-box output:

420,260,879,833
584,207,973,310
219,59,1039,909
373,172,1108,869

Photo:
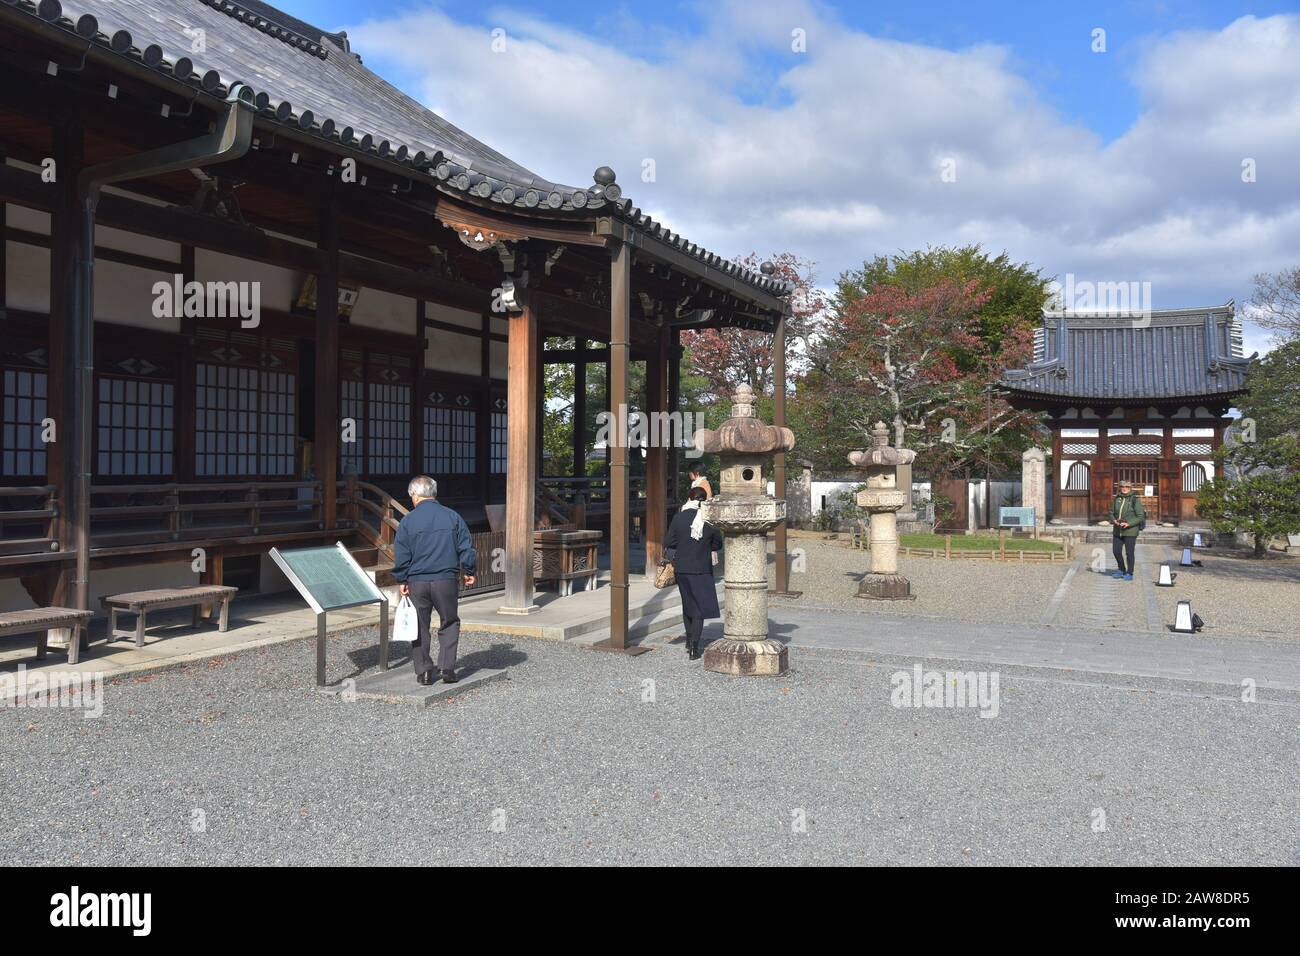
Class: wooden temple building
0,0,795,645
1001,304,1250,525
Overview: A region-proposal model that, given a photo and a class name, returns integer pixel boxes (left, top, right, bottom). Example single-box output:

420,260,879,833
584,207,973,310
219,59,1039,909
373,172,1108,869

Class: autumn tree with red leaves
796,246,1045,475
681,251,824,403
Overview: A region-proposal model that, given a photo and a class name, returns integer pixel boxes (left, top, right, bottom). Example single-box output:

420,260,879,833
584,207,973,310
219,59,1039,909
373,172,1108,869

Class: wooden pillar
536,332,546,477
501,302,538,613
1090,425,1111,523
608,242,631,646
644,324,668,576
176,244,196,483
313,191,340,529
772,312,792,595
572,339,587,479
478,311,492,509
410,300,425,481
1158,421,1178,525
47,124,82,607
668,327,681,505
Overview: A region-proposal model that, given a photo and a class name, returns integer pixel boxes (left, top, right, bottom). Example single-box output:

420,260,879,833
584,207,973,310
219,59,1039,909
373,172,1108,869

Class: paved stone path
729,602,1300,694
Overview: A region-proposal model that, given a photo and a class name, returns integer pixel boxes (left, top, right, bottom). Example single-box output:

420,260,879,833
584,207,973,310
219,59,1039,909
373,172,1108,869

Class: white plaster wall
425,329,481,375
94,259,180,331
195,248,299,313
350,287,416,335
0,562,195,618
96,223,180,262
5,238,49,312
258,553,294,595
5,236,180,331
6,203,49,234
490,339,507,378
811,480,859,516
428,301,480,331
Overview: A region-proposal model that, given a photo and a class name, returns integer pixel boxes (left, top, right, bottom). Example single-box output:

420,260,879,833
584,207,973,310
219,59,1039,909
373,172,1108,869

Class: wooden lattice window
1182,462,1207,493
195,363,296,477
1,368,47,478
340,379,365,476
340,350,412,477
96,375,174,477
368,381,412,476
490,401,508,474
1111,442,1162,456
1064,461,1091,491
424,405,476,475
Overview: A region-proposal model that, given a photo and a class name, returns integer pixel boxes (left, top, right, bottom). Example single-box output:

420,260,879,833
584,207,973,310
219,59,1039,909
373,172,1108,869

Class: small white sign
1144,484,1154,497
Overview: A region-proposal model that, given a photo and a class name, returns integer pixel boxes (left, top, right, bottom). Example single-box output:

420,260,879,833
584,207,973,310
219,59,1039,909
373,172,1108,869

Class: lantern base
856,573,914,601
703,637,788,676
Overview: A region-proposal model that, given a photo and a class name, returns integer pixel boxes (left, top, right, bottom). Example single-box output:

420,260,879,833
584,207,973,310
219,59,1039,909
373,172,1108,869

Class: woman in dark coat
663,485,723,660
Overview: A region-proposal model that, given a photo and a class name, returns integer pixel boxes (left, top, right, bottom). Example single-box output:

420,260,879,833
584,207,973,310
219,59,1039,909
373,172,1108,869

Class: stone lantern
693,384,796,676
848,421,917,600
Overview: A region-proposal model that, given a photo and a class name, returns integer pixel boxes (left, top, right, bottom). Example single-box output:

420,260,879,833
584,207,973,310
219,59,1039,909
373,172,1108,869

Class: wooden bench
101,586,238,647
0,607,93,665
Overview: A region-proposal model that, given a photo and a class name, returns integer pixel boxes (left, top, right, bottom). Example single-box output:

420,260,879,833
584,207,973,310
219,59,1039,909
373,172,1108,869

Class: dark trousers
1112,534,1136,574
683,612,704,645
408,579,460,675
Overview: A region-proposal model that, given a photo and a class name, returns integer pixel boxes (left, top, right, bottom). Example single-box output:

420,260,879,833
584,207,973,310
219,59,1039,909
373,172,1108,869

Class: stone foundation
703,637,788,676
856,573,914,601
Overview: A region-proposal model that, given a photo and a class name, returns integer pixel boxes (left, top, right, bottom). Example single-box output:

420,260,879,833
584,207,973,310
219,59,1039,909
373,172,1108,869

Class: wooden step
349,546,379,568
370,562,396,588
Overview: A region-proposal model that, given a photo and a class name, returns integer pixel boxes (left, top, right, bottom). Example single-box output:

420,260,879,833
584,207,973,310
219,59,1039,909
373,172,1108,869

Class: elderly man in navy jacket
391,476,477,685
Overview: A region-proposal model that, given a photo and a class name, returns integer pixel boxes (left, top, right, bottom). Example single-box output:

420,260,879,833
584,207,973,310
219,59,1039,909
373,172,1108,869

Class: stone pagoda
693,384,796,676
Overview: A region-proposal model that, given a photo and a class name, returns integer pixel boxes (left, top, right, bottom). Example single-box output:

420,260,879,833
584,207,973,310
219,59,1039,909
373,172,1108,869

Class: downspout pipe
69,86,254,612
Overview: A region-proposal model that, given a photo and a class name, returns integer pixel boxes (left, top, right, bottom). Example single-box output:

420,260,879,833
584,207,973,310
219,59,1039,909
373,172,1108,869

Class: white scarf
681,499,706,540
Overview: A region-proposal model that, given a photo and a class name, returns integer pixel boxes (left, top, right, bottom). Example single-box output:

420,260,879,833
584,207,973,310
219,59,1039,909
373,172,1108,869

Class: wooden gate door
933,477,967,532
1112,461,1160,523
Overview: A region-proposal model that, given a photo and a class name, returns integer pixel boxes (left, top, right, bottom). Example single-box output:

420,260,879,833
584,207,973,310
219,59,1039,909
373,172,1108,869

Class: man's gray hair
408,475,438,499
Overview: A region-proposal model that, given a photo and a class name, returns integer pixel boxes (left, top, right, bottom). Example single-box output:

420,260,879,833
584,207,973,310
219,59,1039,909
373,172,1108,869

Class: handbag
392,595,419,644
654,561,676,589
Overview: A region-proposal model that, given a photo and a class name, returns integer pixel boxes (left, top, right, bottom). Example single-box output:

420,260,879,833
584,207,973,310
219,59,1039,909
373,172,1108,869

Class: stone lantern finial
731,384,756,418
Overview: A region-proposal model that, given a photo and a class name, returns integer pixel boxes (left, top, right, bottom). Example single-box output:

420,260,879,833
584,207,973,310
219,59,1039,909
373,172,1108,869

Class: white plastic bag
392,595,419,645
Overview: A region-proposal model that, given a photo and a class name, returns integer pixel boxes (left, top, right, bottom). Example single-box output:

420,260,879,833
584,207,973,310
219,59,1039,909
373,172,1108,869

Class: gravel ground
771,537,1069,625
2,624,1296,866
1147,546,1300,642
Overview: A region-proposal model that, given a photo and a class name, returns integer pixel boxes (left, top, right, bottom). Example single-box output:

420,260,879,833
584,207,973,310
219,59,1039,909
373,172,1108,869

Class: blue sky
274,1,1300,353
283,0,1298,141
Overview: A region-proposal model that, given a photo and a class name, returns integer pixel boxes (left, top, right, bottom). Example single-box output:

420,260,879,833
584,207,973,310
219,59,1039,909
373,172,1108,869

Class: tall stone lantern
694,384,796,676
849,421,917,600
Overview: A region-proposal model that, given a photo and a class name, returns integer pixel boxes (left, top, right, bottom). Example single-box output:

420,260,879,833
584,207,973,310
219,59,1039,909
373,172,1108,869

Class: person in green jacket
1109,480,1146,580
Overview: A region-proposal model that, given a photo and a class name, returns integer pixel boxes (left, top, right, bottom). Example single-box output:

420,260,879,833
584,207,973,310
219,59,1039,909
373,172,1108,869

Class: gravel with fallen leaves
1,622,1296,865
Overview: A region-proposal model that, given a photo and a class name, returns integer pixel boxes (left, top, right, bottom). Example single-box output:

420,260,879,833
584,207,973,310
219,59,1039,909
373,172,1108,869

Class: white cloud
346,6,1300,350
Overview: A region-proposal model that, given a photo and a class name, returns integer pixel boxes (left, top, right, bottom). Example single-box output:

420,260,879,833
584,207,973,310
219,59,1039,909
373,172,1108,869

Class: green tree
1197,443,1300,556
797,244,1048,474
1198,342,1300,555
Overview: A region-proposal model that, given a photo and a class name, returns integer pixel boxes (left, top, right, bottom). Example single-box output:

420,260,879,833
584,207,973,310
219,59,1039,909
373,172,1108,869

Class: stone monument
1021,447,1047,528
849,421,917,600
694,384,796,676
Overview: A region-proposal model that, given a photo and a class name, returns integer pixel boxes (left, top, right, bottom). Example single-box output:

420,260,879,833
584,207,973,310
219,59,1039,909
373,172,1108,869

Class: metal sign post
269,541,389,686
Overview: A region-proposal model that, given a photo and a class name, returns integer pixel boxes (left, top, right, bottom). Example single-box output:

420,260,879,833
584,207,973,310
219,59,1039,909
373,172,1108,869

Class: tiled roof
1001,305,1250,400
5,0,791,297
